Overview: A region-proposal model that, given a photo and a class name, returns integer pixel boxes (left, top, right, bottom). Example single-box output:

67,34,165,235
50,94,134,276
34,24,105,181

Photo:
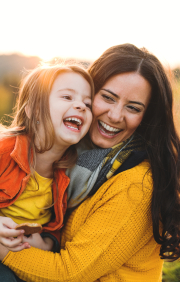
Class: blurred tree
0,54,41,123
173,68,180,80
2,73,20,90
0,85,14,124
0,54,40,80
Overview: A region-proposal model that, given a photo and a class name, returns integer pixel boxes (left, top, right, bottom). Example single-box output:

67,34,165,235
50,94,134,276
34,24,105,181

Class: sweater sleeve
3,164,156,282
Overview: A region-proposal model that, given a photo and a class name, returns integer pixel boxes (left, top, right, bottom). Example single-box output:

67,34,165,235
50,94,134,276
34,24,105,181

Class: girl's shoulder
0,135,16,153
0,135,28,155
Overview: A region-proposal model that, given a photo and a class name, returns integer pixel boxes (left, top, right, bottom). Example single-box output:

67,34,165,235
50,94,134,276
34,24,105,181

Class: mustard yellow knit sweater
3,160,163,281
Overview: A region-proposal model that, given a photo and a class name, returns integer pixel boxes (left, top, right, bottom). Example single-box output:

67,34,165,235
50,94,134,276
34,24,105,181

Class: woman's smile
97,120,123,138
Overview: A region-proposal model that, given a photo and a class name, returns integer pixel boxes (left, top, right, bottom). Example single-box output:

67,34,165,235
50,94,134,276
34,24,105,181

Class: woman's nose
73,101,86,111
107,106,124,123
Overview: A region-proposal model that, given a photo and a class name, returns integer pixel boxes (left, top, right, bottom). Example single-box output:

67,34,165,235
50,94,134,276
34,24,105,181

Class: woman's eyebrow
129,101,145,108
101,88,119,98
102,88,145,108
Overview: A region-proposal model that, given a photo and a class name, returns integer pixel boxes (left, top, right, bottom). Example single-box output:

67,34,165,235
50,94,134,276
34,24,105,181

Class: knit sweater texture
3,160,163,281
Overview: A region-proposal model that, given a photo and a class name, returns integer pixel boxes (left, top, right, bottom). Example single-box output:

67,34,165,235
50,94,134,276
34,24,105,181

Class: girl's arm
0,243,9,260
22,233,54,251
0,234,56,262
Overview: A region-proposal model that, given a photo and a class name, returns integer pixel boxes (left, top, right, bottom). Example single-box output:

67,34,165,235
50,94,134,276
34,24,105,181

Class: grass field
163,261,180,281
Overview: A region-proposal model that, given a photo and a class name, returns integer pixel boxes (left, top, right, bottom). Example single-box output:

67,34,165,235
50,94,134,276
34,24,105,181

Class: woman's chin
90,136,117,149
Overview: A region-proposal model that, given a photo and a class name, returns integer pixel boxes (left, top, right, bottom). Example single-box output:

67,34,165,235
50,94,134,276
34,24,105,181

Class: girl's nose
107,106,124,123
73,101,86,111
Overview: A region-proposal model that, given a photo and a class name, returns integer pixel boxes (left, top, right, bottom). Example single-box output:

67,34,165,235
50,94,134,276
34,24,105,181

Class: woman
0,43,180,282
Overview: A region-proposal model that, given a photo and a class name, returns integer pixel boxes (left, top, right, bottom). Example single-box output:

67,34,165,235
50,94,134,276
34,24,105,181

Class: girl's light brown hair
1,63,94,170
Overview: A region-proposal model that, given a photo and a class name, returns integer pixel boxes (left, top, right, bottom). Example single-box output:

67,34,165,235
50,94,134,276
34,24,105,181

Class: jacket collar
10,135,31,174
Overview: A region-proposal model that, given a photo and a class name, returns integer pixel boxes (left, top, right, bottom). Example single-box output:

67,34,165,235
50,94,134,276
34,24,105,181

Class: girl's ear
25,104,31,119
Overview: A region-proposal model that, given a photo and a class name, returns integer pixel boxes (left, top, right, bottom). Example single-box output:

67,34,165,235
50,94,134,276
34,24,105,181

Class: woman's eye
102,94,114,102
127,105,141,112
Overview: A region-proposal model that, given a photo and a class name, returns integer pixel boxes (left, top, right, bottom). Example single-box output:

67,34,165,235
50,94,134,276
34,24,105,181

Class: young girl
0,63,94,252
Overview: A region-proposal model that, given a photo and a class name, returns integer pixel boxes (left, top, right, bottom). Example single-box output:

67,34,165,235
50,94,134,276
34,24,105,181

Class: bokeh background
0,0,180,280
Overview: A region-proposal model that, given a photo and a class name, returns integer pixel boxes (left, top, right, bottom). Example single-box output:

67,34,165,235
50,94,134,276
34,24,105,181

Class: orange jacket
0,135,70,243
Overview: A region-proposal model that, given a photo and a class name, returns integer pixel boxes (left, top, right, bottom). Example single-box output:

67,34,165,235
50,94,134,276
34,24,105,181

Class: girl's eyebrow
58,88,75,92
101,88,145,108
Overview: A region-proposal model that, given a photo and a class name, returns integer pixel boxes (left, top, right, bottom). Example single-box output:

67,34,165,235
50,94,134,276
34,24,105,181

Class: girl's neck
35,145,68,178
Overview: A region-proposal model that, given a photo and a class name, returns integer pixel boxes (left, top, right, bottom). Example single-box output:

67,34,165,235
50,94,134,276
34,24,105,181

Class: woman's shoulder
116,159,151,183
93,160,152,203
127,159,152,180
111,159,151,184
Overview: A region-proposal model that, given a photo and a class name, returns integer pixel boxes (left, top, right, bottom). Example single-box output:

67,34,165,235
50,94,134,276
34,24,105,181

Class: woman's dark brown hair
88,43,180,260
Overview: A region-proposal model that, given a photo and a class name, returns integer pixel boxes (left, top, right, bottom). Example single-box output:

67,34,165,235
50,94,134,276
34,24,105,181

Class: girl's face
89,72,151,148
48,72,92,150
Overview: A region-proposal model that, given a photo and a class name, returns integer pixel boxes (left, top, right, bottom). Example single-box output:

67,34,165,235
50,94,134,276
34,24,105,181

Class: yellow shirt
3,161,163,281
0,171,53,225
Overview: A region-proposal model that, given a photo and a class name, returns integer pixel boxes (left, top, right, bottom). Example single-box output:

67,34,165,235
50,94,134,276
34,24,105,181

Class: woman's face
89,72,151,148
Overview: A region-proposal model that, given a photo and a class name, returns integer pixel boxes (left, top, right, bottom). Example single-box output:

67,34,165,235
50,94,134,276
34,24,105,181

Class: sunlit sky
0,0,180,68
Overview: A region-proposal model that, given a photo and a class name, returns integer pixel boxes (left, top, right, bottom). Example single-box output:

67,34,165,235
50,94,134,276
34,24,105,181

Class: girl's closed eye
85,103,92,109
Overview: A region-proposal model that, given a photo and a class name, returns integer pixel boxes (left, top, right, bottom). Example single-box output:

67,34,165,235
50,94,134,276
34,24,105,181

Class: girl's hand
23,233,54,251
0,216,30,252
0,243,9,261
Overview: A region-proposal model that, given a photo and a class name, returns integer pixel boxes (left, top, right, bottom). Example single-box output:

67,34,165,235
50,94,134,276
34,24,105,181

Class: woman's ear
25,104,31,119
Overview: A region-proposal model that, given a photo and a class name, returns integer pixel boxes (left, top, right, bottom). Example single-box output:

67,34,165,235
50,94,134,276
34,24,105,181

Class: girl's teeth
65,117,82,125
66,125,79,130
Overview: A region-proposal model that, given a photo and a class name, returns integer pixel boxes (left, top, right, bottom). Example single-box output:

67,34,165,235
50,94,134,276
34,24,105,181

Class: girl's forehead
50,72,92,99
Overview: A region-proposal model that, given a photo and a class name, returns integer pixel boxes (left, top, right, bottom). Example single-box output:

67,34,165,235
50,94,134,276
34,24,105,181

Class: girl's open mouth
63,117,83,131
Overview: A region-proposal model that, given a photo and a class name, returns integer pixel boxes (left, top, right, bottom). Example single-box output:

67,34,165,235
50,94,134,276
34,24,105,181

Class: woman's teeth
99,121,121,135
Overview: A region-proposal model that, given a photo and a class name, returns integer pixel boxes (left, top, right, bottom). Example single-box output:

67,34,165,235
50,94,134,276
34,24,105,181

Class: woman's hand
23,233,54,251
0,216,30,252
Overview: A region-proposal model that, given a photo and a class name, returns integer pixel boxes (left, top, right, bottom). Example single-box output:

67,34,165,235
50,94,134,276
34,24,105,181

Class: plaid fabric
66,134,144,208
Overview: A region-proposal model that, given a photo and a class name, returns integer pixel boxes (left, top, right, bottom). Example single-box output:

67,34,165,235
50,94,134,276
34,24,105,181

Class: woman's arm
2,162,157,282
